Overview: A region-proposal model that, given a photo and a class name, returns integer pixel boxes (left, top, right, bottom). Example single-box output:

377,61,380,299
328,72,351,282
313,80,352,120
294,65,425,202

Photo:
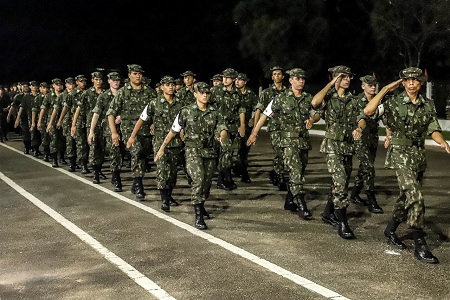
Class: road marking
0,171,176,300
1,142,350,299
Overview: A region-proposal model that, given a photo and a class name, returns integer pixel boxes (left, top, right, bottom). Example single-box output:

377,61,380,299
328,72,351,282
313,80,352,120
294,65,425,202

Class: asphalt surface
0,130,449,300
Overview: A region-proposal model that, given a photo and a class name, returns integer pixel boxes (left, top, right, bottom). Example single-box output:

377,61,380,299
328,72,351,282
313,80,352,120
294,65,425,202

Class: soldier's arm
46,108,57,132
154,130,177,161
57,106,68,128
71,106,81,136
431,131,450,154
87,113,100,145
311,74,344,109
126,118,144,148
364,79,402,116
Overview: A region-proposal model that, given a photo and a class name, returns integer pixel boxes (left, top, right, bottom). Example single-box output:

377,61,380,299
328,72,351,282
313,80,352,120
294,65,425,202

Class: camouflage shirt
78,87,103,129
209,85,245,133
92,89,116,130
256,84,287,132
40,91,58,127
355,92,381,148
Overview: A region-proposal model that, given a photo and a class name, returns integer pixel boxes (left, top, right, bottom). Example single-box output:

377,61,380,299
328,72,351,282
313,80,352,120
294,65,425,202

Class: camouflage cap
155,82,161,88
65,77,75,84
29,80,39,86
127,64,144,73
287,68,306,78
90,72,102,79
221,68,238,78
175,78,184,85
270,66,283,72
20,81,29,86
39,82,50,88
360,75,378,85
160,75,176,84
398,67,427,81
328,65,354,75
236,73,249,81
75,74,87,81
211,74,223,81
52,78,63,84
142,76,151,85
194,82,211,93
180,70,196,77
107,72,121,80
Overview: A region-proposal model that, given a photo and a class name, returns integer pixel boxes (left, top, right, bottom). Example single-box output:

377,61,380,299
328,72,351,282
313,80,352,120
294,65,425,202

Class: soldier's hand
384,79,403,93
46,124,53,133
87,132,94,145
384,136,391,148
154,149,164,162
14,119,19,128
305,118,313,129
238,126,245,138
56,121,61,129
179,129,185,141
440,141,450,154
246,133,257,146
111,133,119,147
352,127,363,140
126,137,135,149
115,115,121,125
150,124,155,135
70,125,76,138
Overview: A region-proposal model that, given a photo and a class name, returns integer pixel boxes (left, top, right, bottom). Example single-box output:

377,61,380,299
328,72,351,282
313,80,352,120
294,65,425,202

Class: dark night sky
0,0,253,87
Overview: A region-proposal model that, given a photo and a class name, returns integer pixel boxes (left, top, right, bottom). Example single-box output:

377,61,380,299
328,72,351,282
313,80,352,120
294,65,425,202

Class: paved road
1,130,449,300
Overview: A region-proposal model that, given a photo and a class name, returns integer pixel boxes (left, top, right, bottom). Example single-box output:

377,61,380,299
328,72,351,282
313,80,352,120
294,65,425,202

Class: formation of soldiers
1,64,449,265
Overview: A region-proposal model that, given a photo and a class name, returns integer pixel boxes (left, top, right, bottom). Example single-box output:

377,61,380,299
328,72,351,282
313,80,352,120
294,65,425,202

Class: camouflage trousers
153,140,181,190
185,147,217,205
218,132,237,171
49,127,63,154
89,126,105,166
40,128,50,149
30,126,41,148
62,127,76,159
123,133,152,178
106,133,124,172
20,118,31,144
282,145,307,195
326,153,353,209
269,130,284,174
75,127,89,163
392,169,425,229
354,140,377,190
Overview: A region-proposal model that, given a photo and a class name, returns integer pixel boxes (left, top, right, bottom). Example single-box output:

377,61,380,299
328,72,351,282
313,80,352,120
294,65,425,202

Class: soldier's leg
185,149,207,230
107,132,124,192
364,143,383,213
350,142,367,206
238,131,252,183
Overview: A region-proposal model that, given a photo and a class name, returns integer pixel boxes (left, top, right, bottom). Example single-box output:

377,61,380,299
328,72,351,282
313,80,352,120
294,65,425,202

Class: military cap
211,74,223,81
236,73,249,81
65,77,75,84
40,82,50,88
180,70,196,77
52,78,63,84
155,82,161,88
360,75,378,85
221,68,238,78
20,81,29,86
328,65,355,76
194,82,211,93
398,67,427,82
270,66,284,72
29,80,39,86
75,74,87,81
107,72,121,80
127,64,144,73
175,78,184,85
160,75,176,84
142,76,151,85
90,72,102,78
287,68,306,78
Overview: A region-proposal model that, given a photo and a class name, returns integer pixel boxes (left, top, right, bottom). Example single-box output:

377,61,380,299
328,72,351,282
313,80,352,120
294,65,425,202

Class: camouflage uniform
15,87,33,153
107,64,156,199
60,78,77,169
256,80,287,189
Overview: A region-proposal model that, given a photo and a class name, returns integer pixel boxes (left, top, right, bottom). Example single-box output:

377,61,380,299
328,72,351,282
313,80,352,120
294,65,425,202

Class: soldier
211,74,223,87
44,78,65,167
210,68,245,191
127,75,183,211
14,82,34,154
107,64,156,200
248,68,320,219
56,77,77,171
28,81,44,156
234,72,258,183
254,66,287,190
154,82,228,230
174,78,184,92
89,71,123,188
364,67,450,264
35,82,51,160
350,75,384,214
178,70,196,106
311,65,365,240
0,86,11,142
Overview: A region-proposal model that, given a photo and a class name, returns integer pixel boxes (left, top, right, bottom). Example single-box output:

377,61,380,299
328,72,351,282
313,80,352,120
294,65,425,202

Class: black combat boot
201,201,210,219
111,170,123,192
168,188,179,206
134,177,145,200
321,194,338,227
34,146,43,157
68,157,76,172
51,153,59,168
277,173,287,191
43,147,51,162
194,203,207,230
98,164,107,179
284,191,298,212
350,185,367,206
92,165,100,184
217,171,233,190
24,141,31,154
413,229,439,264
160,189,171,212
59,152,67,165
334,208,356,239
268,170,279,186
240,164,251,183
81,159,91,174
294,194,312,220
366,190,383,214
384,218,406,249
224,168,237,190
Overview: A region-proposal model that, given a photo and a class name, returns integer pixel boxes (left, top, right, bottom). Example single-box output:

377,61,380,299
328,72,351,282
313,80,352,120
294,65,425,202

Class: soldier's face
362,82,376,95
290,76,305,91
129,71,142,85
272,70,284,83
402,78,423,93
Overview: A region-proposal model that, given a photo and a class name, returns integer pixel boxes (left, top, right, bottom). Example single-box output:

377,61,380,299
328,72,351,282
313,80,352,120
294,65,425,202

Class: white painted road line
1,142,351,299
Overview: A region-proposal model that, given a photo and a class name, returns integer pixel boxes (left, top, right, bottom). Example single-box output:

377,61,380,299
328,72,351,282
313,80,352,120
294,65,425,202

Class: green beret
399,67,427,82
236,73,249,81
359,75,378,85
127,64,144,73
221,68,238,78
287,68,306,78
180,70,196,77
